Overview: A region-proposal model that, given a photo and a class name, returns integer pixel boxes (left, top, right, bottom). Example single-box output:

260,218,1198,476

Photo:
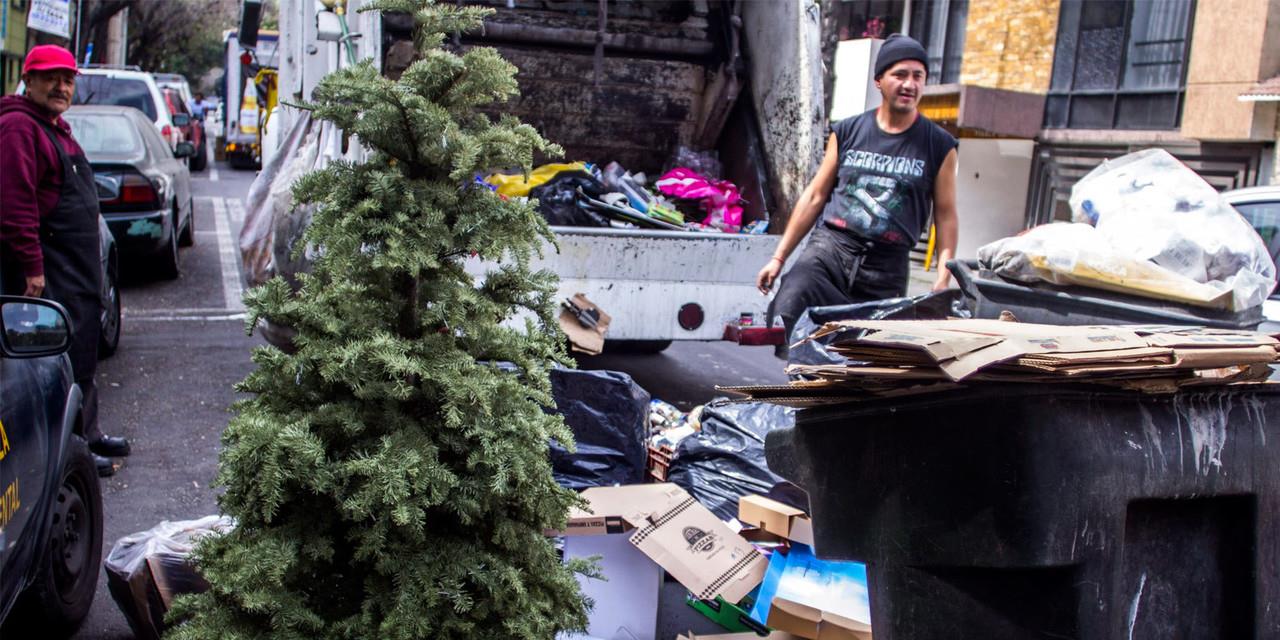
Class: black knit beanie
875,33,929,79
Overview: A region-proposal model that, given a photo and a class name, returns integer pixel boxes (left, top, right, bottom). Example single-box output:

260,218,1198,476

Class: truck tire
604,339,673,355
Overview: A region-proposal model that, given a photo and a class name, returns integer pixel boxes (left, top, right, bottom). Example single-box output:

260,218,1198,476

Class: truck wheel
604,340,673,355
17,436,104,638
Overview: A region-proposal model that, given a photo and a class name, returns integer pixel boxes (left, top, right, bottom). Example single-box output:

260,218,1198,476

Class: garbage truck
252,0,825,352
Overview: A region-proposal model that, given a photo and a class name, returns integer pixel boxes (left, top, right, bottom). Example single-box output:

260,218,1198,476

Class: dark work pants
769,225,910,350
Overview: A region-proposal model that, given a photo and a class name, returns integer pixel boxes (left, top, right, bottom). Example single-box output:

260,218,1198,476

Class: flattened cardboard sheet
627,486,769,603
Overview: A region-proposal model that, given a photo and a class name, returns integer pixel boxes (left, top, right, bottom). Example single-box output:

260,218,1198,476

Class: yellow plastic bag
485,162,589,198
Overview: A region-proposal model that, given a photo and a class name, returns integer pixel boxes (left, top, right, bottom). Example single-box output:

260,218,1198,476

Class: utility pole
105,7,128,66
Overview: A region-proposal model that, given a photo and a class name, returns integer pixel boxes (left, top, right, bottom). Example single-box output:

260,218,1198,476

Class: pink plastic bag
655,167,743,231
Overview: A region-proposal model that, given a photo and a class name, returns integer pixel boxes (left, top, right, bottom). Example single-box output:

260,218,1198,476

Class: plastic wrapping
667,400,795,520
788,290,964,367
655,167,744,232
528,171,612,227
548,368,651,489
239,109,324,290
978,223,1240,310
486,162,591,198
104,515,233,640
1067,149,1276,310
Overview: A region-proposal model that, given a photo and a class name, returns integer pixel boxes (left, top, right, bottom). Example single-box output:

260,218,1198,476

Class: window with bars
832,0,967,85
1045,0,1196,130
908,0,968,85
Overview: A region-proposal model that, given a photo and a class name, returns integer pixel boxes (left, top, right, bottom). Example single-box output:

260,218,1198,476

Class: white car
71,67,183,151
1223,185,1280,332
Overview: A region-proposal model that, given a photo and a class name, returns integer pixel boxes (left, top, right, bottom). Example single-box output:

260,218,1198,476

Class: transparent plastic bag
978,223,1235,309
104,515,234,640
1067,149,1275,310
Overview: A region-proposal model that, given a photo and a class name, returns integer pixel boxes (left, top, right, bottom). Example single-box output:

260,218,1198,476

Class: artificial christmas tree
169,1,591,637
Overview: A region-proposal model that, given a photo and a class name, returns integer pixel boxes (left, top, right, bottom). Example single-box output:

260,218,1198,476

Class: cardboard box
554,484,770,625
751,544,872,640
738,495,815,547
767,598,873,640
559,293,611,355
563,533,662,640
627,485,770,603
678,632,808,640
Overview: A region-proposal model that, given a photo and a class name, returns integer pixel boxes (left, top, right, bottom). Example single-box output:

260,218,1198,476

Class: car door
0,355,58,613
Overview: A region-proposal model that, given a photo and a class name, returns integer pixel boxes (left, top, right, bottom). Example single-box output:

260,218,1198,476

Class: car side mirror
174,142,196,158
172,113,191,127
0,297,71,358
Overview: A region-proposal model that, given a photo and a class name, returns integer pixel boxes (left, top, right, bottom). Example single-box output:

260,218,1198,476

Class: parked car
69,67,183,152
162,87,206,172
1224,185,1280,333
0,296,104,638
97,215,121,357
152,72,194,109
64,105,195,279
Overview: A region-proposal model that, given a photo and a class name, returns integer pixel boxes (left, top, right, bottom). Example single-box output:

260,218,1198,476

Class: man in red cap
2,44,131,471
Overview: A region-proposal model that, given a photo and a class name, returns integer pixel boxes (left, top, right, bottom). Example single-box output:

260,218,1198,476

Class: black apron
31,118,103,382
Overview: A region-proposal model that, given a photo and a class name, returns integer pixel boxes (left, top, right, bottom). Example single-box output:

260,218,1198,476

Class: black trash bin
765,384,1280,639
949,259,1264,330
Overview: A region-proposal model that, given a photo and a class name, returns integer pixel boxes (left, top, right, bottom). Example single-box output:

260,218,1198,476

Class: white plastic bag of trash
1064,148,1276,311
978,223,1239,309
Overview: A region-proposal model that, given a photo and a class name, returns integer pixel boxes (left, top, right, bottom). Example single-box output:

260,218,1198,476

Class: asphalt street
41,155,787,639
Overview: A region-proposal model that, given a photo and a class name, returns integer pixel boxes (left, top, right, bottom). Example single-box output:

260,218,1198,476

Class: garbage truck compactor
253,0,824,351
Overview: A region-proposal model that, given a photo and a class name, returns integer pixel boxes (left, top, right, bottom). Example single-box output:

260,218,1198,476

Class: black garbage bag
531,171,612,227
788,289,966,367
548,368,651,489
668,400,795,520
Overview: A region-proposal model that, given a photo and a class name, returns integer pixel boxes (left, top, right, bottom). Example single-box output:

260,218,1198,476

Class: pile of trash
978,149,1277,312
561,484,871,639
729,318,1280,407
483,148,765,234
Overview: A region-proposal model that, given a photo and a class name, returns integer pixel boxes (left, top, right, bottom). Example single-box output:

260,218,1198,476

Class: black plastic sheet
548,368,650,489
788,290,965,368
530,172,612,228
668,400,795,520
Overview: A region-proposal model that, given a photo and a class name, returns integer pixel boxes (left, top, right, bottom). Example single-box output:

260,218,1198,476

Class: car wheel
98,254,121,357
18,436,103,638
603,339,673,355
191,141,208,172
178,198,195,247
158,208,181,280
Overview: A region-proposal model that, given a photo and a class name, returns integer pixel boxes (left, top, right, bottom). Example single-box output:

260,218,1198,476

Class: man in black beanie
757,33,959,355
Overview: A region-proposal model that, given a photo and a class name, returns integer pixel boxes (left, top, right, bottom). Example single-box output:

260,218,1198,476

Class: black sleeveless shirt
820,110,958,248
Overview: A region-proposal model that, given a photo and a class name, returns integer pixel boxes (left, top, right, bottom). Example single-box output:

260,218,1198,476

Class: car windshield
73,76,157,120
64,112,144,159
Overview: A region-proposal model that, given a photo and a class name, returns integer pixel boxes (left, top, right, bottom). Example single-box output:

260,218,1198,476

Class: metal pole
74,0,83,60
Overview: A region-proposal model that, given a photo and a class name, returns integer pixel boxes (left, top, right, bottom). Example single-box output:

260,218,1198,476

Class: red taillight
161,124,172,140
113,174,159,205
240,51,253,66
678,303,705,331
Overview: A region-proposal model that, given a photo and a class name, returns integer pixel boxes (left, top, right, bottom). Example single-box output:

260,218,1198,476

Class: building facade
1,0,30,95
829,0,1280,256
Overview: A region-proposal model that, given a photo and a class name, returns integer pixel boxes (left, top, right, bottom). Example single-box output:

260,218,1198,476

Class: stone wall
958,0,1061,94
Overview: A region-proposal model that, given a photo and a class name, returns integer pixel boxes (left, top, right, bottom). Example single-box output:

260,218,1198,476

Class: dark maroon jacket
1,94,85,279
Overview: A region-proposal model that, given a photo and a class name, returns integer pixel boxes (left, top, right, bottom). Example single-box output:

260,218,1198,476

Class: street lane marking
210,167,220,182
227,197,246,225
128,313,248,322
210,197,247,312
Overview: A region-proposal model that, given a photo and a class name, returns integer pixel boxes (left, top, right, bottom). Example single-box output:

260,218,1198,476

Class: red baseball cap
23,45,79,75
